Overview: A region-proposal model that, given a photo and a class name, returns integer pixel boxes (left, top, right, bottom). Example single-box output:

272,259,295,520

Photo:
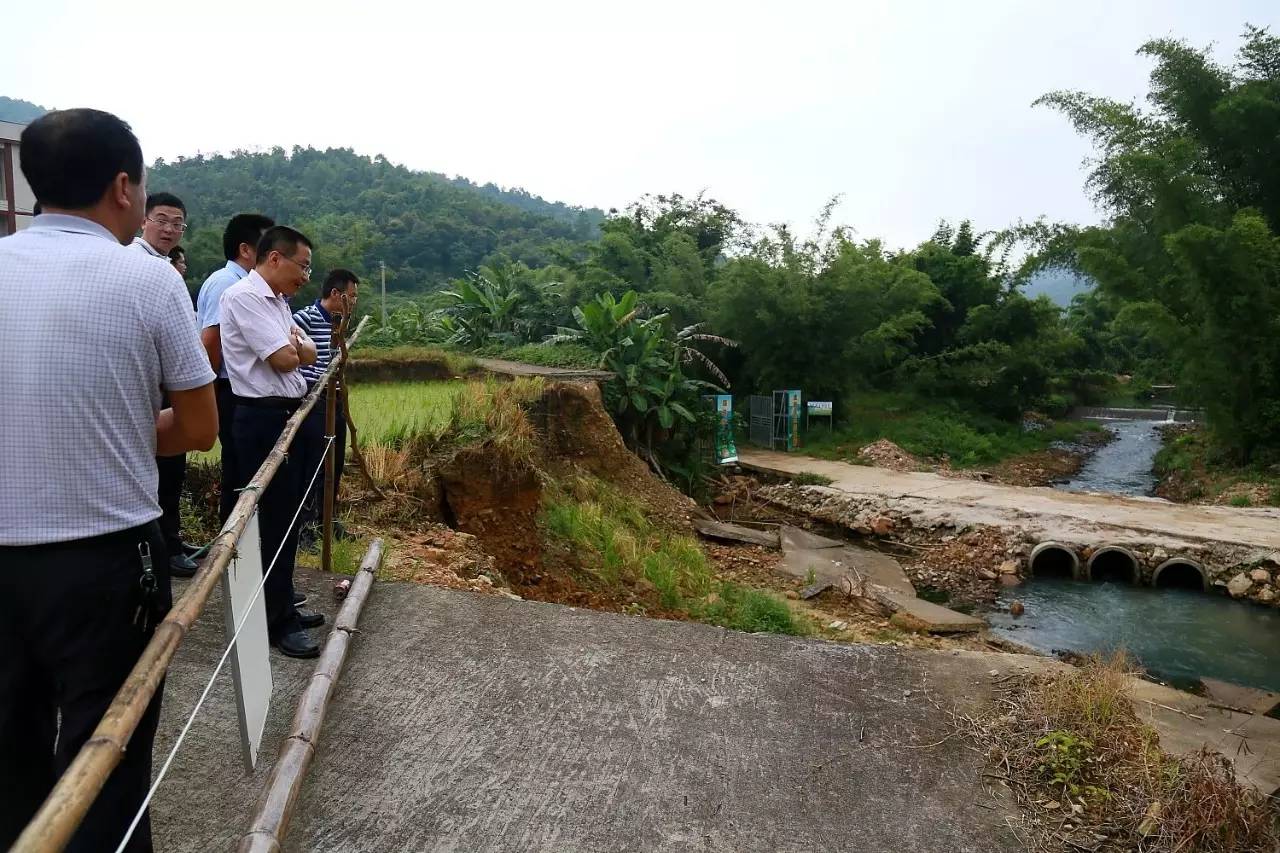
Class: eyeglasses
281,253,312,277
146,216,187,233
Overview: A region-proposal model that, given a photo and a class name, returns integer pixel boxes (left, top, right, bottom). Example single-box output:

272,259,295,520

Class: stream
989,414,1280,694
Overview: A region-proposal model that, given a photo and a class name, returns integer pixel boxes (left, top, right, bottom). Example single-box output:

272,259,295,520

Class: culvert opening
1153,559,1207,591
1088,548,1138,584
1030,544,1077,579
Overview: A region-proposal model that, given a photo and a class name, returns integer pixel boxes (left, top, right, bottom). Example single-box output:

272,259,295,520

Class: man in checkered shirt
0,109,217,852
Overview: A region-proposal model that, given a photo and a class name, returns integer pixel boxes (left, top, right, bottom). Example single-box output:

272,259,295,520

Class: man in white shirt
221,225,325,658
195,213,275,524
0,108,216,853
130,192,200,577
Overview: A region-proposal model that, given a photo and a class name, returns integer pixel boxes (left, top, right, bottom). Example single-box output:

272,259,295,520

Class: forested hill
148,147,604,293
0,96,48,123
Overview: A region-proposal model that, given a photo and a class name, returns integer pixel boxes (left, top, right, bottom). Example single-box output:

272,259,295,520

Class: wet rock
998,574,1022,587
1250,568,1271,584
1150,547,1168,565
1009,600,1025,617
1258,586,1276,604
1227,572,1254,598
998,559,1020,575
978,569,998,581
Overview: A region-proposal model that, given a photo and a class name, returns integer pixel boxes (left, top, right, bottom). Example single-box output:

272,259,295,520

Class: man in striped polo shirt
294,269,359,543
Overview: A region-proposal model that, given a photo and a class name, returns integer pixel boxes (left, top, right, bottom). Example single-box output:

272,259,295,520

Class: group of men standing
0,107,357,851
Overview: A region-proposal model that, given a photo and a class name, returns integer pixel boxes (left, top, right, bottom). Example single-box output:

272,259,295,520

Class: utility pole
380,260,387,325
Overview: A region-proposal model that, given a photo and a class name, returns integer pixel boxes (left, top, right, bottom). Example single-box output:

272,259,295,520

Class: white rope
114,435,335,853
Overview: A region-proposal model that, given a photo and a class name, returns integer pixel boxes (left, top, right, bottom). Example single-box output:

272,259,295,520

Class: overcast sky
4,0,1274,248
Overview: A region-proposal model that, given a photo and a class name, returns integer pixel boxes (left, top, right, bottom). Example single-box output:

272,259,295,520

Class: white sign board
220,510,274,770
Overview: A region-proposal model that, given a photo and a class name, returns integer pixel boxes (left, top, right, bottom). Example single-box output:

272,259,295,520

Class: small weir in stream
990,408,1280,693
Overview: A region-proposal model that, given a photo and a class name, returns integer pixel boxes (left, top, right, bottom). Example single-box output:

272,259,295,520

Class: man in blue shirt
195,213,274,525
294,269,359,544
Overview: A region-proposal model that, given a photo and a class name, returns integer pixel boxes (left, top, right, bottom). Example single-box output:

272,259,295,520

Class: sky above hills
4,0,1274,249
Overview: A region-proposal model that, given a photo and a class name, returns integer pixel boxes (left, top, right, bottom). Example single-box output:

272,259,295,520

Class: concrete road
149,574,1023,852
739,449,1280,551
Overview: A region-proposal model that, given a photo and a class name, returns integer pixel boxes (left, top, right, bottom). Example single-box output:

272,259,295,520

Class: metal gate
749,395,773,447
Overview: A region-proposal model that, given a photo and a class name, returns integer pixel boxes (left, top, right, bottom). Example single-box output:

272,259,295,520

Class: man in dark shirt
294,268,359,544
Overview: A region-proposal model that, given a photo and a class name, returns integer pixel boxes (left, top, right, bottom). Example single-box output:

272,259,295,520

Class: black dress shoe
293,590,309,607
297,610,325,630
170,552,198,578
272,631,320,658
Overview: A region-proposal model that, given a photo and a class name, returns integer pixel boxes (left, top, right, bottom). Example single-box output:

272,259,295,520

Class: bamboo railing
11,316,370,853
237,539,383,853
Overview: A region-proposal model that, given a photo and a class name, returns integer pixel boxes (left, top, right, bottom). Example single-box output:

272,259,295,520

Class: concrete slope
286,585,1021,852
739,449,1280,552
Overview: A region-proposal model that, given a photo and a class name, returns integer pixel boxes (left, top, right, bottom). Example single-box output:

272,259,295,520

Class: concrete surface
1200,677,1280,717
142,573,1280,852
875,590,987,634
739,449,1280,577
148,573,1024,852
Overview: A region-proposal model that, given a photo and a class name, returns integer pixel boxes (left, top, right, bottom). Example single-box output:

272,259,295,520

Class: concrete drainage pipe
1086,546,1140,584
1151,558,1208,591
1029,542,1081,580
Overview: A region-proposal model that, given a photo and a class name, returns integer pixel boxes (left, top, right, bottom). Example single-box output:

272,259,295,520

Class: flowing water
989,413,1280,694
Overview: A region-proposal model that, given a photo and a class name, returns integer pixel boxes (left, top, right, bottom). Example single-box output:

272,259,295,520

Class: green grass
1154,427,1280,505
695,583,806,635
475,341,600,369
541,474,803,635
192,380,461,463
348,381,459,445
800,392,1105,468
296,534,366,576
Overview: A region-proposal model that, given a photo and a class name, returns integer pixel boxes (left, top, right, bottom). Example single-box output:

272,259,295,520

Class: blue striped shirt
292,300,335,386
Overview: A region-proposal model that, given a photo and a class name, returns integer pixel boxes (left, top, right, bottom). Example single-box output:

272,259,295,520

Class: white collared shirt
220,270,309,399
129,236,167,259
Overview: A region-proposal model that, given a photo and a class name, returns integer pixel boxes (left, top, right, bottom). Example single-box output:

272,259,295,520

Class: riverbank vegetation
1154,426,1280,506
1030,26,1280,469
964,654,1279,852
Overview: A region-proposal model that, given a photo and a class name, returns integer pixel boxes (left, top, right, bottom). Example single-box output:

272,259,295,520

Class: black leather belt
234,395,303,411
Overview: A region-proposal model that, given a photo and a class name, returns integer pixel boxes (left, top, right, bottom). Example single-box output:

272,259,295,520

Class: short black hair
322,268,360,297
146,192,186,216
168,245,185,261
222,213,275,261
20,109,144,209
256,225,313,264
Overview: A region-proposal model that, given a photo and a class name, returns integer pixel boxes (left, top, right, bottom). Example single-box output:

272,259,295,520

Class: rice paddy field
191,380,461,463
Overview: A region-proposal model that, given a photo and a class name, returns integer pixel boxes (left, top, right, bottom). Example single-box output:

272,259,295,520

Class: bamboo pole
320,372,338,575
11,318,370,853
236,539,383,853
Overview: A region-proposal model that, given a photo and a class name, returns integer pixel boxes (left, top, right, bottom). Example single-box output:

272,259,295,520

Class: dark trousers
216,379,240,525
156,452,187,553
301,388,348,526
232,404,303,639
0,522,170,853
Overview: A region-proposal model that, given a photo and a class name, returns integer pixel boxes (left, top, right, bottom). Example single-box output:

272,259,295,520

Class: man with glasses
130,192,201,578
220,226,326,658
